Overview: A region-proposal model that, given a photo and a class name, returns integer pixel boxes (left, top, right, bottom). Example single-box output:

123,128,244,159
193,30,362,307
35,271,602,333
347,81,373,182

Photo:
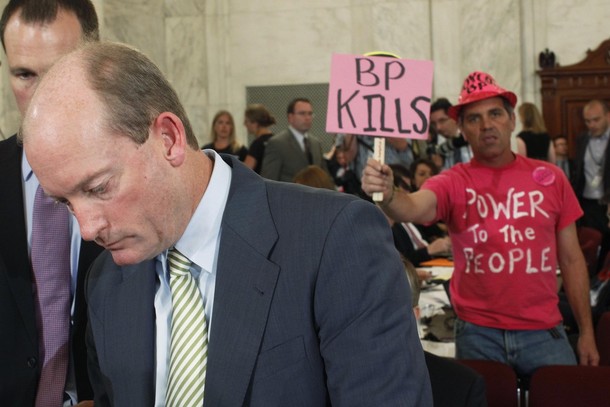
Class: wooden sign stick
372,137,385,202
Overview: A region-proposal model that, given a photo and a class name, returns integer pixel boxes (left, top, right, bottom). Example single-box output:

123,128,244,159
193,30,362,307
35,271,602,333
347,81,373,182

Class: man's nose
73,205,107,242
480,115,493,129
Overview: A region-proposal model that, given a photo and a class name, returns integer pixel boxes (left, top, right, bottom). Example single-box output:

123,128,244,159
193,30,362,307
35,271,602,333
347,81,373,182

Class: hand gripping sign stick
325,51,433,203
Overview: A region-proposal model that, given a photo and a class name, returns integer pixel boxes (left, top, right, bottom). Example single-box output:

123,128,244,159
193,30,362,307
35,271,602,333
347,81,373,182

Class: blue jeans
454,317,577,378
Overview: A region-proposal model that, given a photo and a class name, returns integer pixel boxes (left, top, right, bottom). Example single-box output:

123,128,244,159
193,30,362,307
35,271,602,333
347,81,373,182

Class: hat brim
448,91,517,121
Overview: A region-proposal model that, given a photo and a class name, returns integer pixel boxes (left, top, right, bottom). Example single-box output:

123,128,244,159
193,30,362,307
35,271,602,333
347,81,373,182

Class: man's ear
152,112,187,167
508,110,517,131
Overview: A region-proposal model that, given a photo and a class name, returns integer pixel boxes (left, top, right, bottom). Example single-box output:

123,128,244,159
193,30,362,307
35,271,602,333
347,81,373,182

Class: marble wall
0,0,609,145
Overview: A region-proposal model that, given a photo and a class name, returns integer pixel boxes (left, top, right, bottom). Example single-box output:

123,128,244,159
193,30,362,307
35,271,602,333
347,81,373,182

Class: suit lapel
204,157,280,405
286,129,309,167
102,261,156,405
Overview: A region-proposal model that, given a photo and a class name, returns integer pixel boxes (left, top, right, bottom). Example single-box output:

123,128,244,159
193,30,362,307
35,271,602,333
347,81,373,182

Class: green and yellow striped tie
165,249,208,407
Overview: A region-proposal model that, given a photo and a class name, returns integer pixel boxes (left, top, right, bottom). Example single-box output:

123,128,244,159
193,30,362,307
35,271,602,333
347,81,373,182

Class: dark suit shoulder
266,180,359,212
425,352,487,407
0,134,21,154
265,129,292,144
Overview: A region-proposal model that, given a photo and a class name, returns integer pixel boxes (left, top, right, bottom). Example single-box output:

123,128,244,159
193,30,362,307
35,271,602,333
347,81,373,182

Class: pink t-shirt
423,155,582,330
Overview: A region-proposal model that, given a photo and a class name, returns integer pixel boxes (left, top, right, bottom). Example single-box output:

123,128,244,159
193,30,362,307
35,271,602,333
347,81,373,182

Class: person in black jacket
402,257,487,407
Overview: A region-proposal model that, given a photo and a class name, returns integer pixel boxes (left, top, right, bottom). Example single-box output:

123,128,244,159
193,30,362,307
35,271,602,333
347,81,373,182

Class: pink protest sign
326,53,433,139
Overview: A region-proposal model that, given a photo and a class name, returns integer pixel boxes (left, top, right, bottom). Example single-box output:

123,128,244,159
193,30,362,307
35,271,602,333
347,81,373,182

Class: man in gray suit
261,97,329,182
22,42,432,406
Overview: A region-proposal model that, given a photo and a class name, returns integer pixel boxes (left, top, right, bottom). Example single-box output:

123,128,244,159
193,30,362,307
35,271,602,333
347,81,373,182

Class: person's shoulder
424,352,486,405
276,129,291,138
516,131,525,139
0,134,20,154
266,129,290,144
516,155,571,182
266,180,360,208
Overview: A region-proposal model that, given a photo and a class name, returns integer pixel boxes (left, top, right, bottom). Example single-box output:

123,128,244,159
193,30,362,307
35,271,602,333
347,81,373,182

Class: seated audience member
403,161,448,239
411,158,441,192
403,257,487,407
326,144,363,196
422,127,445,170
293,165,336,190
261,97,328,182
202,110,248,161
243,103,275,173
389,164,451,266
554,135,572,180
516,102,555,163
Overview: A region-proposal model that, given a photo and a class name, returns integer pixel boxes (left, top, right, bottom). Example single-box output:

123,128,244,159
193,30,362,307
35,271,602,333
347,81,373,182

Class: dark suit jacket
424,352,487,407
392,223,432,266
572,132,610,198
86,155,432,406
0,135,103,405
260,128,328,182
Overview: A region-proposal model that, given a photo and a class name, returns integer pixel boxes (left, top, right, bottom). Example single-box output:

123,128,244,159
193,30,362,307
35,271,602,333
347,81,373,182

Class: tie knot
168,249,192,277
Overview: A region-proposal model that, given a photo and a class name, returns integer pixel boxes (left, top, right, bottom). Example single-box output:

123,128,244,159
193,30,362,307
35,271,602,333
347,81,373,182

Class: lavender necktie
31,184,71,407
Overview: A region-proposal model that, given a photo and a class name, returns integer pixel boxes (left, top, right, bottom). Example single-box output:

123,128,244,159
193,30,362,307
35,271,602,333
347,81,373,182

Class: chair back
456,359,518,407
596,311,610,366
528,365,610,407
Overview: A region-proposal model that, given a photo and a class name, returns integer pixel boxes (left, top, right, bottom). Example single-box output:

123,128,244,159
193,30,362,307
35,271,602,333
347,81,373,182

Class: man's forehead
584,104,604,117
294,102,312,110
462,97,505,114
430,110,448,119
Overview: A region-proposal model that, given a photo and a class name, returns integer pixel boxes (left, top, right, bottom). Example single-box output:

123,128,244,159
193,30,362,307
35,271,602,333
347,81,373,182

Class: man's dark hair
389,163,412,192
554,134,567,142
287,97,311,115
457,97,514,124
430,98,453,115
0,0,100,50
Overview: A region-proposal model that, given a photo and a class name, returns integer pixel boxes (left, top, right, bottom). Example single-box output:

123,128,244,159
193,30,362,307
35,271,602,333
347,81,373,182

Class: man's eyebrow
53,171,107,200
9,66,34,74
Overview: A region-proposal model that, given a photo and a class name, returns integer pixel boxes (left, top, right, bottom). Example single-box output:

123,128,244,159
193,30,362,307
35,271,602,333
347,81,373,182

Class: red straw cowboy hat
448,71,517,121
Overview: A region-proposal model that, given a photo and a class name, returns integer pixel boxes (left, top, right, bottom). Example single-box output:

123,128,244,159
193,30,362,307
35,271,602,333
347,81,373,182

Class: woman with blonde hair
243,104,276,173
202,110,248,161
516,102,556,163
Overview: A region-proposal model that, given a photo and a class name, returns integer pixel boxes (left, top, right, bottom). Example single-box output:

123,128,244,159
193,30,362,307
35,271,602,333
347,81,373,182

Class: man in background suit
22,42,432,406
261,97,328,182
553,135,572,180
573,99,610,272
0,0,103,405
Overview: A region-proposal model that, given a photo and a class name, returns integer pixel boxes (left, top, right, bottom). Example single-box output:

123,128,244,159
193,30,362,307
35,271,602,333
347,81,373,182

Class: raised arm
361,158,438,224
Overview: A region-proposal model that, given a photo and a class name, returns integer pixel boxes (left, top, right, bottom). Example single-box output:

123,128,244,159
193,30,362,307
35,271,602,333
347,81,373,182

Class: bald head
21,45,90,146
22,41,199,148
583,99,610,138
21,42,211,266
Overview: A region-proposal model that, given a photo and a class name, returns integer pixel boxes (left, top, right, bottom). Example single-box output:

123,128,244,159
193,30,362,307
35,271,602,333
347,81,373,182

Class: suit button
27,357,37,368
